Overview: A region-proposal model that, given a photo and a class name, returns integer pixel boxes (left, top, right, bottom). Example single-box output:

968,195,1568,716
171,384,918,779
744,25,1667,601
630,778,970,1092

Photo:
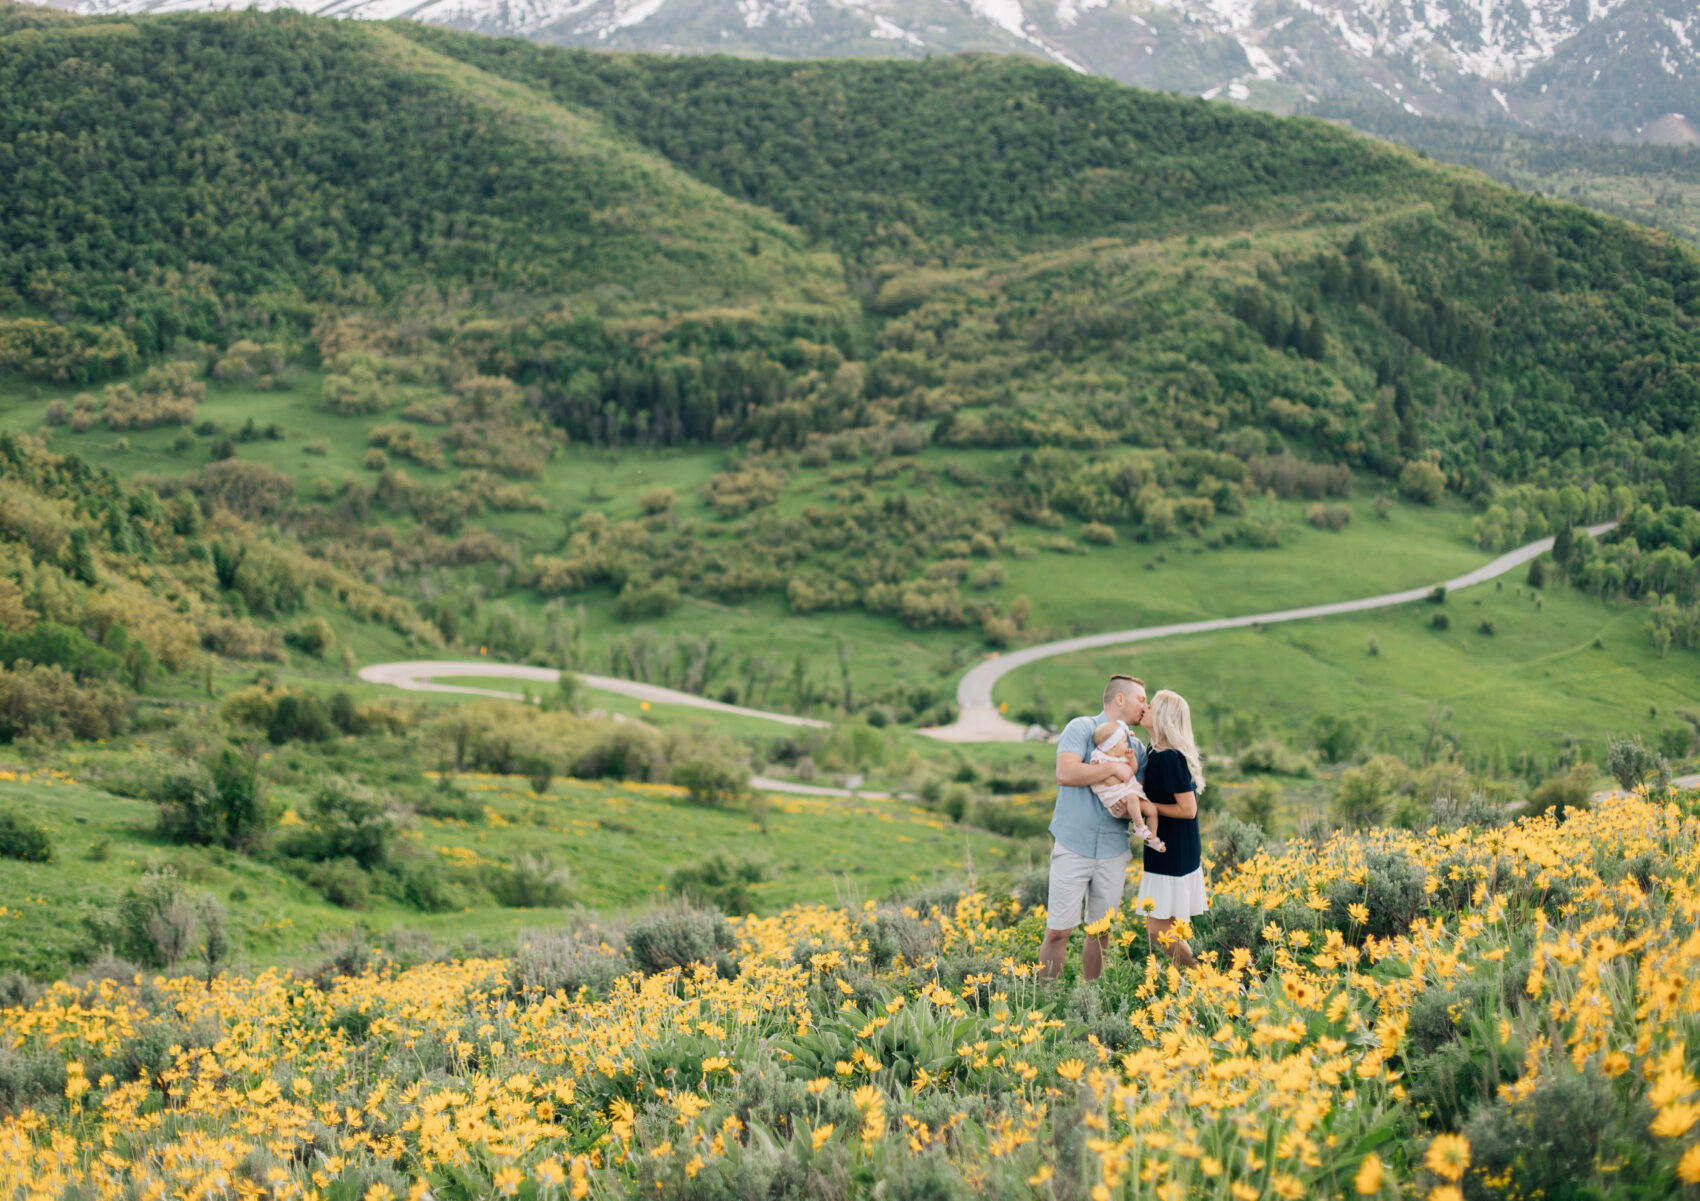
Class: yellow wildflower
1651,1103,1700,1138
1424,1134,1469,1182
1354,1152,1383,1194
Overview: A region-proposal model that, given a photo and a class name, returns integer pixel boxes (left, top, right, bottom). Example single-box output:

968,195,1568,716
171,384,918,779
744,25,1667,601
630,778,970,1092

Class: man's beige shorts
1045,844,1133,931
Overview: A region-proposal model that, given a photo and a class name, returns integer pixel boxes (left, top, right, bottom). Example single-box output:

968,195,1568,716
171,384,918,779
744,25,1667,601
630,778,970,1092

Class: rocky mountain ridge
28,0,1700,140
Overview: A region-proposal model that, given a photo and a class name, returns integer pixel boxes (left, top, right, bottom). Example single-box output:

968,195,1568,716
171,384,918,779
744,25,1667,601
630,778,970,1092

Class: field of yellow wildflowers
4,792,1698,1200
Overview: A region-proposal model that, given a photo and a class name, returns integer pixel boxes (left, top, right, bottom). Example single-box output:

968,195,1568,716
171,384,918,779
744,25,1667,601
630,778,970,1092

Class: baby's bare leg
1142,800,1160,840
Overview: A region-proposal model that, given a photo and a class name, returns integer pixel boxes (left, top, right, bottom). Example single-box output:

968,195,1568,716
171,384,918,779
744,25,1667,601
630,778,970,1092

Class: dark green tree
66,527,97,586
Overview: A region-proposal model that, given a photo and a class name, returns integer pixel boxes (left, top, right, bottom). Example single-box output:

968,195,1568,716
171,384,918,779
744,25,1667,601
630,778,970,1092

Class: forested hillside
0,5,1697,705
0,8,843,378
5,13,1695,474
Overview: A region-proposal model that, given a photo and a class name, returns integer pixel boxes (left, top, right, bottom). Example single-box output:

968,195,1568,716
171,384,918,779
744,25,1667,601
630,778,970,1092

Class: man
1038,674,1148,981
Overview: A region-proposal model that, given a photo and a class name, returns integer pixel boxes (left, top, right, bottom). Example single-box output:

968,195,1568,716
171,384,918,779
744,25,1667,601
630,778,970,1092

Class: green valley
5,9,1700,1200
0,0,1694,986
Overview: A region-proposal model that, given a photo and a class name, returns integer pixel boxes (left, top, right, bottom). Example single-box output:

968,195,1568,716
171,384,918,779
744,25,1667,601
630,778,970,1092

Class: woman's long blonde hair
1147,689,1205,795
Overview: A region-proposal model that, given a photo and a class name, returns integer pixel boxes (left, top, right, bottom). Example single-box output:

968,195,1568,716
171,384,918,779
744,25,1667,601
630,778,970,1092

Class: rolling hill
1,18,1699,1199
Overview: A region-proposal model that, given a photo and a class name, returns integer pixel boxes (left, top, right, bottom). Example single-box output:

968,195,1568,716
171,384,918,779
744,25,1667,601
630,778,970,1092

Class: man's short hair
1103,675,1145,708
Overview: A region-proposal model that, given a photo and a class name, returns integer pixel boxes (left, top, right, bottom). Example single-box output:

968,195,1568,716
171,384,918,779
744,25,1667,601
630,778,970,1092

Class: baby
1091,720,1164,852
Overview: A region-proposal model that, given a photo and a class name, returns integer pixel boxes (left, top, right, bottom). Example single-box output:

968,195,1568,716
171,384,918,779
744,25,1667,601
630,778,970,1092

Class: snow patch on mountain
1054,0,1108,30
964,0,1028,40
737,0,813,27
868,11,923,42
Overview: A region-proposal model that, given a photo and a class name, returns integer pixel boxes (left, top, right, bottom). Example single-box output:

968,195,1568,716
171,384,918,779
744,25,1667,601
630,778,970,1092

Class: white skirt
1136,867,1209,920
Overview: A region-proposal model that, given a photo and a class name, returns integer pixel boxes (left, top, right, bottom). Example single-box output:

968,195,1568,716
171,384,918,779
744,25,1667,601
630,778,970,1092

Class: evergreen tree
1529,246,1559,291
1508,225,1532,274
66,527,97,586
1394,379,1421,456
1299,313,1326,360
1671,443,1698,509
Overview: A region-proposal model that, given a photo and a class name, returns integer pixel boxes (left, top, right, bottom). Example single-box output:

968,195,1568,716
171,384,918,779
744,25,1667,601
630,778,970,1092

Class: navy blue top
1142,748,1201,878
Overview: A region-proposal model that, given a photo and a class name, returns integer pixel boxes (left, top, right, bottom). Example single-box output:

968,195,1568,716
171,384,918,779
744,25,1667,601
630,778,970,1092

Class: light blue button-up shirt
1049,712,1148,859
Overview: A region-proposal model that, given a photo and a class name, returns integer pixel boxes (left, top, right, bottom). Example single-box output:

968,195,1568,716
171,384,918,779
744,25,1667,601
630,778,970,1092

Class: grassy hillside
3,11,1696,482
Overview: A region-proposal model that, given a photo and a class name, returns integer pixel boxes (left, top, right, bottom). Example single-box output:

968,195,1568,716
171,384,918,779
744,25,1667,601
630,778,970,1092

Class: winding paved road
362,524,1618,748
922,521,1619,742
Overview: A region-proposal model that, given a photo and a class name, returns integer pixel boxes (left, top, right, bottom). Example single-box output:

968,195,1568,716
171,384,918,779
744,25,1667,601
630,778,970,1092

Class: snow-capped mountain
30,0,1700,140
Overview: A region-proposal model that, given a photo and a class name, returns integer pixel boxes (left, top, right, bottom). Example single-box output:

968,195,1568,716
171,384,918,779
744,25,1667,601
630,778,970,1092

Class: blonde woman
1135,689,1208,967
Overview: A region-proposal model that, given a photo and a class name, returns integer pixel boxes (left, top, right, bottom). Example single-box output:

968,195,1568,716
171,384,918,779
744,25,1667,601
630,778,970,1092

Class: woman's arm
1149,790,1197,819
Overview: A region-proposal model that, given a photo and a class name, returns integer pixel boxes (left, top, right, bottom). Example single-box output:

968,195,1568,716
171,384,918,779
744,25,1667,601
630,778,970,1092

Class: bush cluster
1326,846,1427,942
666,854,767,914
82,867,230,976
0,662,128,744
0,810,52,862
626,903,738,975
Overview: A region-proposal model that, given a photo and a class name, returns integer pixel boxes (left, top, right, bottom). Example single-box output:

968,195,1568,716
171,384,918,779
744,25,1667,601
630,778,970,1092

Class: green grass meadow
0,761,1019,977
1002,580,1700,763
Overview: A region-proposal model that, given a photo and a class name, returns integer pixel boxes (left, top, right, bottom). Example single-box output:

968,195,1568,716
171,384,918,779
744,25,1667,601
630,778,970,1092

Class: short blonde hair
1146,689,1204,793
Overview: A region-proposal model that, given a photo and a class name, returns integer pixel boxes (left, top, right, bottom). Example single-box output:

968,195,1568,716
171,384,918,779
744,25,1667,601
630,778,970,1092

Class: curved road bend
923,521,1619,743
358,660,829,729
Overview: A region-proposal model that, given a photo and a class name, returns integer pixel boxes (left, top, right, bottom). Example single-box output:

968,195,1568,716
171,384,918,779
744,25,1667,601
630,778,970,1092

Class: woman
1136,689,1208,967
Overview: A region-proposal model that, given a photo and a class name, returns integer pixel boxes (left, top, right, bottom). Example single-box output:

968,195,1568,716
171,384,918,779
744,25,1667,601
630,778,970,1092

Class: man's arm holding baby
1056,717,1133,789
1056,752,1132,788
